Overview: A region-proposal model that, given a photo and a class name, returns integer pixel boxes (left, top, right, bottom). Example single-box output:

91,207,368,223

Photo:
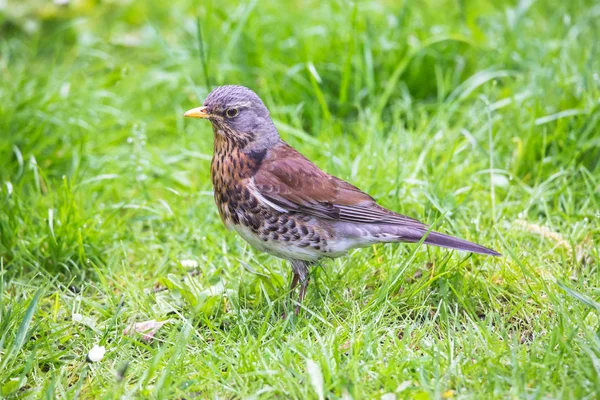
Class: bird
184,85,501,313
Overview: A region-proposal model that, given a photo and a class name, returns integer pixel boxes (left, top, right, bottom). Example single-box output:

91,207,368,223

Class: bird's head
184,85,280,150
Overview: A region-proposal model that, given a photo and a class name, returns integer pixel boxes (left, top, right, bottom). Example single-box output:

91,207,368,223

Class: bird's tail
355,224,501,256
422,230,501,256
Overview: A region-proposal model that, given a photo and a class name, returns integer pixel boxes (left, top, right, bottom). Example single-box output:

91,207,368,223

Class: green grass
1,0,599,398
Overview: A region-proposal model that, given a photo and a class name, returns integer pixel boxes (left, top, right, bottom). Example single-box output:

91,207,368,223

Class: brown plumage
184,85,501,313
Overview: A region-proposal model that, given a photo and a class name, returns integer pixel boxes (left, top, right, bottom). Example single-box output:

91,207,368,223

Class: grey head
184,85,281,151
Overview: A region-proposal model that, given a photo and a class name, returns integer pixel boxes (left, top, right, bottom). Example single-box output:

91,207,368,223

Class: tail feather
341,223,501,256
422,230,501,256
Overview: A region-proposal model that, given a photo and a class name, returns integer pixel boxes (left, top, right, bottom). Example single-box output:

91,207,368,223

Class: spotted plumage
184,85,501,312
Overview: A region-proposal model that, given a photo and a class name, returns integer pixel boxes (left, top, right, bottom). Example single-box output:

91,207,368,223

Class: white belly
232,224,322,262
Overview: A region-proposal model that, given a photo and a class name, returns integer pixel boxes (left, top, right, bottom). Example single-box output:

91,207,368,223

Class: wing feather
254,144,426,228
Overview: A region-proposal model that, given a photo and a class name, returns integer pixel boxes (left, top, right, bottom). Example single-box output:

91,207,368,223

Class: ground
0,0,599,398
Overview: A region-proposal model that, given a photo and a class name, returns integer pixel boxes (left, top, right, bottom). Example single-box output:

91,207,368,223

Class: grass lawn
1,0,599,398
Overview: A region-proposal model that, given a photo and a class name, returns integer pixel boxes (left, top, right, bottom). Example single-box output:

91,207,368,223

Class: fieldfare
184,85,500,312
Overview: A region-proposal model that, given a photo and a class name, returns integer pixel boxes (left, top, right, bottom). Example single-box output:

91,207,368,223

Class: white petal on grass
179,259,198,268
306,359,324,400
72,313,97,330
381,394,396,400
87,345,106,363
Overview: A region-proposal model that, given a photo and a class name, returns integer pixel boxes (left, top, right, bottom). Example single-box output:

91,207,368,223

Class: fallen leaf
123,320,169,343
412,269,423,280
72,313,100,332
515,220,569,249
338,340,351,351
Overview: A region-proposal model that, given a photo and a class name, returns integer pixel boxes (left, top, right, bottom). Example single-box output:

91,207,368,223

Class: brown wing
253,144,426,227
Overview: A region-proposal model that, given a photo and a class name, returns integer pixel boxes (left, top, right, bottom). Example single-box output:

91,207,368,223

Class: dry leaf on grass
72,313,102,333
515,220,570,248
123,320,169,343
515,219,594,265
338,340,351,351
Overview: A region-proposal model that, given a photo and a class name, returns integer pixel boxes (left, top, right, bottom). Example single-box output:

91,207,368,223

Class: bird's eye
225,108,239,118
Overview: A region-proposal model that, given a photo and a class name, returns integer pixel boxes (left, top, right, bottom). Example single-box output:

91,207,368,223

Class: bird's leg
297,277,311,314
281,271,301,319
289,272,300,299
290,260,311,315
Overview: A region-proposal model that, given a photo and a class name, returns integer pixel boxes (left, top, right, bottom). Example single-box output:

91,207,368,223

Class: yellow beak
184,106,210,119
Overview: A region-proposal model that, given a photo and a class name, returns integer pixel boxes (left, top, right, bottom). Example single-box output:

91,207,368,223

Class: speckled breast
210,143,331,261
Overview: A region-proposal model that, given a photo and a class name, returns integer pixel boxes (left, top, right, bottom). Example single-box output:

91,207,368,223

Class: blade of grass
1,288,43,371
